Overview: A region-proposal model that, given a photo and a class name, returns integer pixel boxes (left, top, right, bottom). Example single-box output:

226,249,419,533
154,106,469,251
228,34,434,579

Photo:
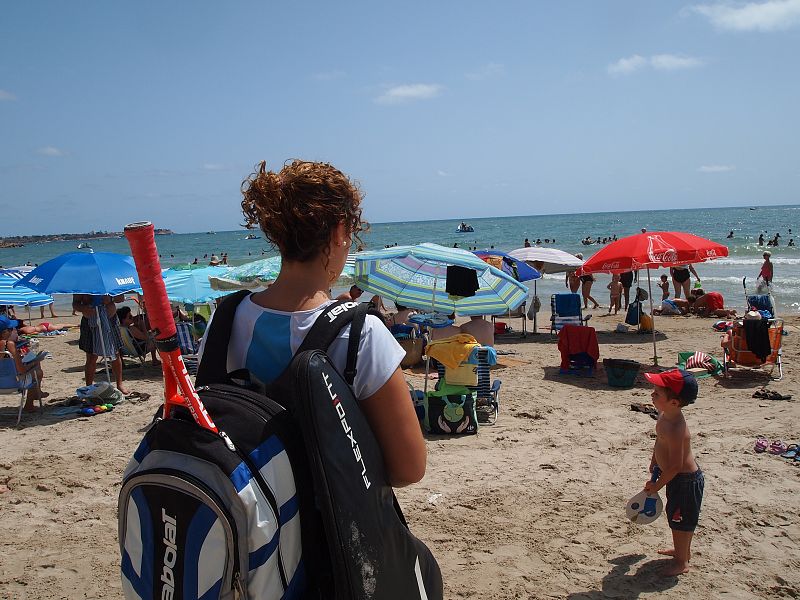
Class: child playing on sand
607,274,622,314
642,369,703,576
658,275,670,301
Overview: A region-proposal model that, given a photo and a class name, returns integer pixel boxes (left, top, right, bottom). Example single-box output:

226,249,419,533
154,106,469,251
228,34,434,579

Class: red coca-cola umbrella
578,231,728,365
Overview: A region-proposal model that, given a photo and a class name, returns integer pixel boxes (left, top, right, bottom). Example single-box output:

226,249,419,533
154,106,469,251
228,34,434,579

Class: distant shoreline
0,229,173,248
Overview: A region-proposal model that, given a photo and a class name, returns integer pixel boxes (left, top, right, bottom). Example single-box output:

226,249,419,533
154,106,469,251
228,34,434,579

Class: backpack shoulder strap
195,290,250,386
295,301,383,385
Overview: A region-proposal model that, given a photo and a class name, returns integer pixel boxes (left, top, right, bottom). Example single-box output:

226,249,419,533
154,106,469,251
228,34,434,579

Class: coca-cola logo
602,261,620,270
705,249,717,257
647,235,678,264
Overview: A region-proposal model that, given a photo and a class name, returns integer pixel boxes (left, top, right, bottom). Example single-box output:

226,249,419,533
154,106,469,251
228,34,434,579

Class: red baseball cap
644,368,698,404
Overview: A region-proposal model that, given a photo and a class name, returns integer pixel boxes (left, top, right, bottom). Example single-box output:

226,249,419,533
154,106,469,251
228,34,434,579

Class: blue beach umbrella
163,265,232,304
353,243,528,316
472,250,541,282
0,271,54,308
14,251,141,296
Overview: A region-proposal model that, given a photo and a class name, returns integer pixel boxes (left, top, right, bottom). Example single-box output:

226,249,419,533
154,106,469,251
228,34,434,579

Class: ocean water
2,205,798,314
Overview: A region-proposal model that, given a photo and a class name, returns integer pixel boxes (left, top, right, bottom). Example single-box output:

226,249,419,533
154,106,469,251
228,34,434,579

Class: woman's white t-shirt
200,296,405,400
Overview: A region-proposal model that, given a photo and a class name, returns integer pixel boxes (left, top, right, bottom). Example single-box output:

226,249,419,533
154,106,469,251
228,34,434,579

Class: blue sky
1,1,799,235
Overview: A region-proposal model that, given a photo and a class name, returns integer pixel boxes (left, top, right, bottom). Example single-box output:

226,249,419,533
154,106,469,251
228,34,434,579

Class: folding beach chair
432,347,501,425
550,293,591,334
491,301,527,337
747,294,775,319
175,321,199,375
0,351,41,427
118,326,146,368
723,318,784,380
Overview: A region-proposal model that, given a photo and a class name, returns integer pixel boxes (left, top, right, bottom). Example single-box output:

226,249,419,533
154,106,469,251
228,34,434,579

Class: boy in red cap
643,368,703,576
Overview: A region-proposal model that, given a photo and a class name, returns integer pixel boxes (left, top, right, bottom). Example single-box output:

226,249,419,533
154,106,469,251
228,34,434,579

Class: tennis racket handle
650,466,661,483
123,221,177,341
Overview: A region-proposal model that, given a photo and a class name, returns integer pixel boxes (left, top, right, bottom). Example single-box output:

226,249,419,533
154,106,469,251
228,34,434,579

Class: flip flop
780,444,799,459
769,440,788,455
765,390,793,401
754,437,769,453
752,388,768,399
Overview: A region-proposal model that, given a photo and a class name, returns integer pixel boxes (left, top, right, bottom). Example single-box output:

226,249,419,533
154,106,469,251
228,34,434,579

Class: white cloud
698,164,735,172
313,69,346,81
37,146,64,157
688,0,800,32
465,62,505,80
437,170,451,177
608,55,648,75
375,83,443,104
0,89,16,101
608,54,704,75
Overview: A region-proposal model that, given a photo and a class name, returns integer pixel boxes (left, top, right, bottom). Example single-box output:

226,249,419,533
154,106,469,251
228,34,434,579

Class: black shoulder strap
195,290,250,387
296,300,381,385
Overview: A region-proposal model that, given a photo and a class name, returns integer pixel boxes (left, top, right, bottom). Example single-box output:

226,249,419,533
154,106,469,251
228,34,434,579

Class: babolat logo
116,276,135,286
161,508,178,599
29,276,43,285
323,371,370,489
326,301,357,323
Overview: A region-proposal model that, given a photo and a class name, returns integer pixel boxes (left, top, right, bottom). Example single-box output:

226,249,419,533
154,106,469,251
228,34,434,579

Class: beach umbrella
208,255,357,291
578,231,728,365
0,271,54,308
14,251,142,382
507,247,584,333
163,265,232,304
472,250,541,282
353,243,528,316
507,247,584,274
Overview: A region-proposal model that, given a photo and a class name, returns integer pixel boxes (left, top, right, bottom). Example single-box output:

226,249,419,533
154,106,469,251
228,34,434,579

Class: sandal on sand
765,390,792,401
753,388,768,399
768,440,788,455
781,444,799,459
754,437,769,453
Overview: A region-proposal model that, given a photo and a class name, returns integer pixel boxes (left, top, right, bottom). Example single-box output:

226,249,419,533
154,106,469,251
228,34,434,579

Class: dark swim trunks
666,469,704,532
620,272,634,288
673,268,691,283
579,275,593,283
78,316,93,354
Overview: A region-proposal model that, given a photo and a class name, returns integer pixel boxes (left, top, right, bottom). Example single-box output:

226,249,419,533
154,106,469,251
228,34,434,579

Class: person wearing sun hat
0,315,48,411
641,368,704,576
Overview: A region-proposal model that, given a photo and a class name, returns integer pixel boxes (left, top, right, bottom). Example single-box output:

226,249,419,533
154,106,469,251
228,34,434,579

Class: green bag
423,382,478,435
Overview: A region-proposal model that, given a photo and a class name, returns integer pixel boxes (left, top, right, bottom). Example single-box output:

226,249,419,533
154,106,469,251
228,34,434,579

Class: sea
3,205,798,315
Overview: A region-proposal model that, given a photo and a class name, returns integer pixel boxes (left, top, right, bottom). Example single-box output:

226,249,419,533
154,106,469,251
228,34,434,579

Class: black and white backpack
118,291,442,599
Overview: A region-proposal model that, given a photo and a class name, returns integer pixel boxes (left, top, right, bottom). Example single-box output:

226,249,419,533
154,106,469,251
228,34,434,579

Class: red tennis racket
124,221,218,432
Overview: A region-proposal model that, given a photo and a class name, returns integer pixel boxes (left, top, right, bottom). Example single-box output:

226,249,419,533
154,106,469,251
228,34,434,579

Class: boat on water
77,242,92,249
244,234,259,240
207,231,216,234
455,222,474,233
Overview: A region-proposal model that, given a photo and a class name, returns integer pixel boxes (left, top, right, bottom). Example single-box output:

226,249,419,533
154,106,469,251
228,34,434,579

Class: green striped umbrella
208,255,356,291
353,243,528,316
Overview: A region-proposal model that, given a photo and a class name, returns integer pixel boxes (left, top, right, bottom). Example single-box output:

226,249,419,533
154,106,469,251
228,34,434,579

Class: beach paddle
625,466,663,525
123,222,218,432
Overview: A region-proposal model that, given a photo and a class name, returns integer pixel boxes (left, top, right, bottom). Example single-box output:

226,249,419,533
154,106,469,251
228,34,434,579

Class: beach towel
557,324,599,371
426,334,480,369
743,319,771,362
555,293,582,317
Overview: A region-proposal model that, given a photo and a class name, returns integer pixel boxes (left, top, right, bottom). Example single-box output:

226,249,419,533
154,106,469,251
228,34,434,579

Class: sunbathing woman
16,320,79,335
0,318,47,410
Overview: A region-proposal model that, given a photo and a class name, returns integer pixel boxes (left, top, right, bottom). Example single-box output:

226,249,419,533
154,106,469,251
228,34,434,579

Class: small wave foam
715,257,800,266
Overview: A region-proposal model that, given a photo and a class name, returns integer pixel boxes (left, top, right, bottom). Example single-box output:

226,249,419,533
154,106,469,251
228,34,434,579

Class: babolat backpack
118,291,442,600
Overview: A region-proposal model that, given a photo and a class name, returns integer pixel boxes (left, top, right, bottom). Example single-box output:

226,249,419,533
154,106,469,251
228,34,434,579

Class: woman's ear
332,221,348,247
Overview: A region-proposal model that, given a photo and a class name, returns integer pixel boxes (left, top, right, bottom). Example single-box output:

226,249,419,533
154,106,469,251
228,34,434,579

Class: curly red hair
241,160,367,263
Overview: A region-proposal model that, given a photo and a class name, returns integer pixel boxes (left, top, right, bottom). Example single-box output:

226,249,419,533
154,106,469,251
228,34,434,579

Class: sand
1,310,798,599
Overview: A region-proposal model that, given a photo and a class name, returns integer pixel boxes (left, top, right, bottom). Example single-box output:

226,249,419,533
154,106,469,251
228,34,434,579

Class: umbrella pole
95,306,112,384
646,268,658,366
533,279,537,334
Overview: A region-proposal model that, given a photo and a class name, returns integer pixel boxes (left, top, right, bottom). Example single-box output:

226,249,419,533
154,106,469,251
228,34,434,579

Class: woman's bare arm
359,368,426,488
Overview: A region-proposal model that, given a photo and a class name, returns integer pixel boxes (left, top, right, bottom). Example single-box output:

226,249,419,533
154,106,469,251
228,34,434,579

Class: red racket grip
124,222,218,433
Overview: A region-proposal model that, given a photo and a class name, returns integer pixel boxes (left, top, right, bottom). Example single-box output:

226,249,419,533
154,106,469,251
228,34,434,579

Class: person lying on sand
16,320,78,335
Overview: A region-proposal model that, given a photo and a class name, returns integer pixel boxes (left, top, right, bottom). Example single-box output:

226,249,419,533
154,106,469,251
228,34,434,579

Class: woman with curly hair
219,159,426,488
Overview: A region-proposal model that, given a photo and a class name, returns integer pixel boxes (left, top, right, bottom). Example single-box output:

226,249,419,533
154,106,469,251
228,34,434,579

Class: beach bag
494,321,511,335
625,301,642,326
118,292,442,600
640,313,654,333
424,383,478,435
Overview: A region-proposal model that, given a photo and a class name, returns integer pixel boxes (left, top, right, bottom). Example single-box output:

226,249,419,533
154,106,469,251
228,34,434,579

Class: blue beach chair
550,293,591,334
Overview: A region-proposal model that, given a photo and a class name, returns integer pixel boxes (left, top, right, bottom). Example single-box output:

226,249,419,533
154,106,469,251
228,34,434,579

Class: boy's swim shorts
666,469,704,532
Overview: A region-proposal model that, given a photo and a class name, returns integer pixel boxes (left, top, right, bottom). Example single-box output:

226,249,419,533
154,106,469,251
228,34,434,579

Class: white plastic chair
0,351,41,427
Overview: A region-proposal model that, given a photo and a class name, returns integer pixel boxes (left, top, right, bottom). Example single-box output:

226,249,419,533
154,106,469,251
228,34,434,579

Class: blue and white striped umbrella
353,243,528,316
208,255,356,291
0,270,54,307
163,265,232,304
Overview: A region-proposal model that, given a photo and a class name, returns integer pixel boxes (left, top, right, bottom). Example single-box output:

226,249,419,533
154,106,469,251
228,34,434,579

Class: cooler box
603,358,641,388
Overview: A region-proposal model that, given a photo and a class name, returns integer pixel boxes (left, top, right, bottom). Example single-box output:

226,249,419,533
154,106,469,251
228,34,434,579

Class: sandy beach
1,310,798,599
